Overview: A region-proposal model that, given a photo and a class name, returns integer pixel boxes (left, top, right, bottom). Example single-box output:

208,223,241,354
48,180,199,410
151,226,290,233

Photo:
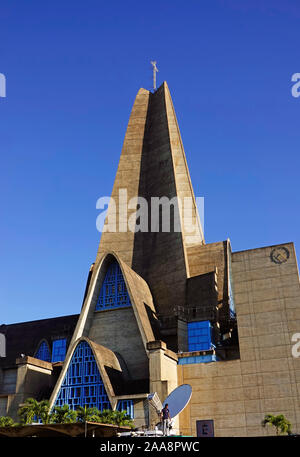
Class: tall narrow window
52,339,67,362
54,341,111,411
95,261,131,311
35,341,51,362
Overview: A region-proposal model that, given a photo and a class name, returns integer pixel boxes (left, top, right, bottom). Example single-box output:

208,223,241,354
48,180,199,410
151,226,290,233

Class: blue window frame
52,339,67,362
117,400,134,419
178,354,219,364
187,321,215,352
95,261,131,311
35,341,51,362
54,341,111,411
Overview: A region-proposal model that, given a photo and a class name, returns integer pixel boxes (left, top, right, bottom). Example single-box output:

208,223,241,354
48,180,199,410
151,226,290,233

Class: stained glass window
54,341,111,411
95,261,131,311
117,399,134,419
51,339,67,362
35,341,51,362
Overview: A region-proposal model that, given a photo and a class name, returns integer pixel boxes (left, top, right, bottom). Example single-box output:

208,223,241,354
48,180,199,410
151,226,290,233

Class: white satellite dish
162,384,192,419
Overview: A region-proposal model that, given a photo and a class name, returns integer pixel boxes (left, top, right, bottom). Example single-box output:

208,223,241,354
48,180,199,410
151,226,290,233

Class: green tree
262,414,292,436
75,406,133,427
0,416,15,427
18,398,51,425
96,409,115,424
38,399,51,424
111,410,132,427
51,405,77,424
18,398,39,425
98,409,134,427
76,405,101,423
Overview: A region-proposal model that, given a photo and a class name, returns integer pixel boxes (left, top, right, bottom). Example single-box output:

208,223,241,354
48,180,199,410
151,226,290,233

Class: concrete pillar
147,340,178,431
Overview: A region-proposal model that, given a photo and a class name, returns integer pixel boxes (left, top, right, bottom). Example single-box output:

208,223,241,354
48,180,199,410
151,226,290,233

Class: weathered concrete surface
93,82,204,315
178,243,300,437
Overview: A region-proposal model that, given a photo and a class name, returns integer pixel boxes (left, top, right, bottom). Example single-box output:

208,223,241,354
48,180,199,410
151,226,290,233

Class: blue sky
0,0,299,324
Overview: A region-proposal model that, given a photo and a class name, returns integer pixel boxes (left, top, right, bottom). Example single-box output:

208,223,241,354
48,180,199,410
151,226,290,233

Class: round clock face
270,247,290,264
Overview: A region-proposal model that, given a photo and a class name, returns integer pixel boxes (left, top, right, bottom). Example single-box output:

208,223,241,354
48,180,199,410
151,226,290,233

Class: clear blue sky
1,0,299,324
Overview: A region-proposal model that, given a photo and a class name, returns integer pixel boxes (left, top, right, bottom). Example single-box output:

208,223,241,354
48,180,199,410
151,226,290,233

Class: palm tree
38,399,51,424
98,409,133,427
18,398,51,425
76,405,101,423
51,405,77,424
116,410,134,427
0,416,15,427
111,410,133,426
18,398,40,425
97,409,115,424
262,414,292,435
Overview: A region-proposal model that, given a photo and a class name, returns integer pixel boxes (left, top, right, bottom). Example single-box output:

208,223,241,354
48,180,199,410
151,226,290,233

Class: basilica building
1,82,300,437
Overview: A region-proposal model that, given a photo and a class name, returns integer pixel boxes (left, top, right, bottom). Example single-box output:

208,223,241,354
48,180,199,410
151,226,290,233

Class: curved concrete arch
50,253,157,410
49,336,122,410
34,338,52,361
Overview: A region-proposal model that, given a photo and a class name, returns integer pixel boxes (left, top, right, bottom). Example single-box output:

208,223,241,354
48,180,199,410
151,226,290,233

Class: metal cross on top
151,61,158,90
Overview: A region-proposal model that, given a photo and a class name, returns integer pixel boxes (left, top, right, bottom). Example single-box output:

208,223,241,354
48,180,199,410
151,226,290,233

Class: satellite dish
162,384,192,419
148,392,163,414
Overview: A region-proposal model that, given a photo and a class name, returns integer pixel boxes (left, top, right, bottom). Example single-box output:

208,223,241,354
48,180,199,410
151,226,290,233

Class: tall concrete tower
94,82,204,315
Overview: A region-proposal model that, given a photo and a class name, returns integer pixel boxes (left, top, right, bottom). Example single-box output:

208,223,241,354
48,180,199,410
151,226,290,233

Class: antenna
150,61,158,90
148,392,163,416
162,384,192,419
148,384,192,420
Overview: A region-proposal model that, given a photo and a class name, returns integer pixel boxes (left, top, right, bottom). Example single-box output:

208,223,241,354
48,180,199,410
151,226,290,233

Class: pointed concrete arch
34,338,52,362
68,251,157,353
50,253,157,410
49,336,123,410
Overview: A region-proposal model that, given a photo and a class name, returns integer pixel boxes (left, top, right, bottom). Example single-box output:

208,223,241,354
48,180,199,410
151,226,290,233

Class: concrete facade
177,243,300,436
89,308,149,380
1,357,55,420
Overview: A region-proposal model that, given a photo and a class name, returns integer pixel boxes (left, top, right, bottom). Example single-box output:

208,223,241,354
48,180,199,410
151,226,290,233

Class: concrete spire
94,82,204,314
